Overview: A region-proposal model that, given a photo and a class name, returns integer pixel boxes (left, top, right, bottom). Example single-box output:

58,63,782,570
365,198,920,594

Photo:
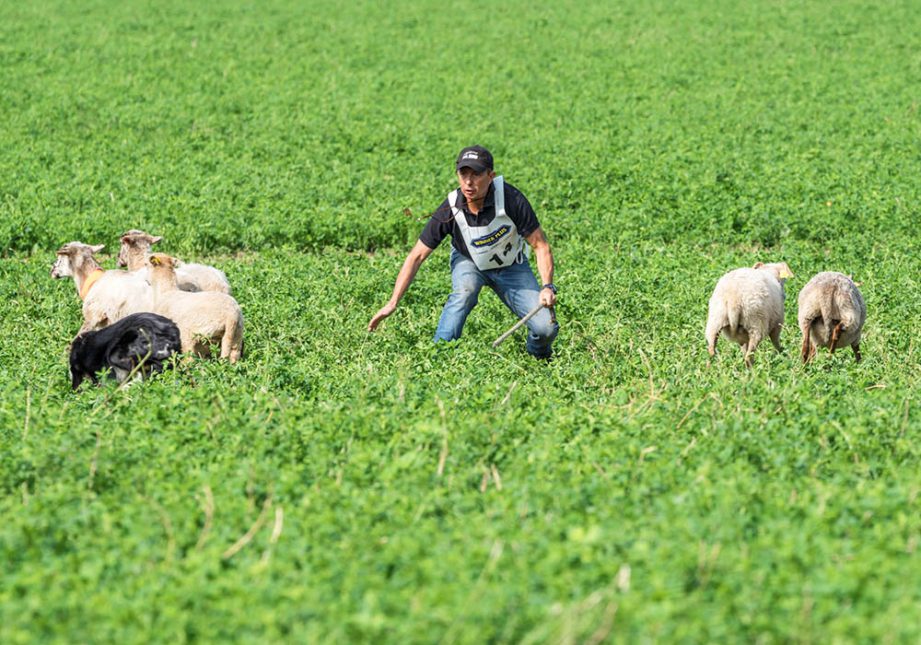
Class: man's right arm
367,240,435,331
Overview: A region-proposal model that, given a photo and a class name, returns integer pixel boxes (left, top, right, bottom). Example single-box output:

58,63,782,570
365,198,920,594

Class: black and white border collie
69,312,182,389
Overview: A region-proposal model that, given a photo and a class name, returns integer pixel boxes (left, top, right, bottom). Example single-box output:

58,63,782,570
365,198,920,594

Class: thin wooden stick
195,485,215,550
492,304,544,348
222,496,272,560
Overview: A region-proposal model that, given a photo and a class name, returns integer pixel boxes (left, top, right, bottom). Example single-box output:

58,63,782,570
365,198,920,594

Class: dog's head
68,332,92,390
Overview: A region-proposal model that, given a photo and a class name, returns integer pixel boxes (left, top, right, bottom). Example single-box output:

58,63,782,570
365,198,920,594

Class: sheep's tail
819,290,835,334
727,293,742,335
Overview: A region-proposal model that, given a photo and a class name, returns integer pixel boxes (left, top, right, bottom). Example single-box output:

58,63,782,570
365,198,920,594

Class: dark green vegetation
2,0,920,641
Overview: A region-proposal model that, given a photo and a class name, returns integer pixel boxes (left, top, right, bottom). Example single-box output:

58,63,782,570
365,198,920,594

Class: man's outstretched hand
368,303,396,331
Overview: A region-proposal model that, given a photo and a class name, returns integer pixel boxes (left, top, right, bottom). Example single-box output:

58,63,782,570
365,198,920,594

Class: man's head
456,145,493,174
455,145,495,205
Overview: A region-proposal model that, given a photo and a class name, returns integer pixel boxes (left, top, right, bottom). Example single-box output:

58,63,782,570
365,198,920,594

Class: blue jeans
434,249,559,358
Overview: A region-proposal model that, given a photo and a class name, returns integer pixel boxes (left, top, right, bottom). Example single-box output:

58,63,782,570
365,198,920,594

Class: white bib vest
448,176,528,271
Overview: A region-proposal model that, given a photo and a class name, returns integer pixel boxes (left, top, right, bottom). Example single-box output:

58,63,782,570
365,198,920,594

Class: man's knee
528,314,559,341
451,282,481,306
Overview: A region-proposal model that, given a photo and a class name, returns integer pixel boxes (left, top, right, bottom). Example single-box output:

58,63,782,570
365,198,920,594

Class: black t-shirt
418,180,540,260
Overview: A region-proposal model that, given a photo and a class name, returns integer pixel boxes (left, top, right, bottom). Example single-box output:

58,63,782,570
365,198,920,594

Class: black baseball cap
456,145,493,173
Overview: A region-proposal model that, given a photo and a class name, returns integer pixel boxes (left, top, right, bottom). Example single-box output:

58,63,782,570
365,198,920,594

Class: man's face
457,167,495,205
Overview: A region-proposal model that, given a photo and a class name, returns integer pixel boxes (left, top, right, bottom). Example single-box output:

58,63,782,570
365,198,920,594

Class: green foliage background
1,0,920,642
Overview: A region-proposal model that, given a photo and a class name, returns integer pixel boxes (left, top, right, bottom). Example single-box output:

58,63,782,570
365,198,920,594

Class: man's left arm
524,227,556,307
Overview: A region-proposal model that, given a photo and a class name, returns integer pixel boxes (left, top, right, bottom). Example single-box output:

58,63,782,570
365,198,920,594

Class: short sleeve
418,199,452,249
505,183,540,238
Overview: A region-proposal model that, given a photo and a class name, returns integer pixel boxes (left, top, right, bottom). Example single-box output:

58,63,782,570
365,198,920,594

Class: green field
2,0,921,641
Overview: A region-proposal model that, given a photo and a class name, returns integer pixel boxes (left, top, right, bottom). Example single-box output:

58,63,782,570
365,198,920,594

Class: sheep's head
51,242,105,279
754,261,794,284
147,253,176,272
118,230,162,268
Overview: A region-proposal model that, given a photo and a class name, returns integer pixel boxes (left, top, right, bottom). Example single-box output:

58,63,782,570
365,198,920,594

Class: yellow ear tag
150,256,160,266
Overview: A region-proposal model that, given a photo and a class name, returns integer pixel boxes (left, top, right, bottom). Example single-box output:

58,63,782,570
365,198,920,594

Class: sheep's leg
233,330,244,362
852,342,862,363
179,330,196,355
744,330,762,368
220,326,231,360
800,328,813,363
230,326,243,362
705,321,720,359
706,332,718,367
769,326,784,354
222,316,243,363
829,322,845,353
193,336,214,358
706,335,717,358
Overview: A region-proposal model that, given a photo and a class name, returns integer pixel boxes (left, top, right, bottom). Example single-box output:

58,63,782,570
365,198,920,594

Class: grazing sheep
705,262,794,367
797,272,866,363
69,312,182,389
51,242,154,332
118,230,232,294
147,253,243,362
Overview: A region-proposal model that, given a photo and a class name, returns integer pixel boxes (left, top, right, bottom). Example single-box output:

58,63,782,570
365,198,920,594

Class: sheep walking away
797,271,866,363
705,262,794,367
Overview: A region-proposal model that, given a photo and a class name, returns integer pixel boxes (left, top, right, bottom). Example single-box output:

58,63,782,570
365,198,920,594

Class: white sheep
147,253,243,362
705,262,794,367
51,242,155,332
797,272,866,363
117,230,232,295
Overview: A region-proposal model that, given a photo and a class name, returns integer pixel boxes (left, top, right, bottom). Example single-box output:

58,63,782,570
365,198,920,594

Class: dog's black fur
69,312,182,389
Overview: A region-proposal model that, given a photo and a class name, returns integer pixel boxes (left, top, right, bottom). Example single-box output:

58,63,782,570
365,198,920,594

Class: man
368,145,559,359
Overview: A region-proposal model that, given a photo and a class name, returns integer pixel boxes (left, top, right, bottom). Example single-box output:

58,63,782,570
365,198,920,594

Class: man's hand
540,287,557,307
368,302,397,331
368,241,434,332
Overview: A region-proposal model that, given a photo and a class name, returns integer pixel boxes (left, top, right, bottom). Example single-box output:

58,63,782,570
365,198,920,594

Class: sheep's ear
91,244,105,254
150,236,163,245
778,263,794,279
753,262,765,269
